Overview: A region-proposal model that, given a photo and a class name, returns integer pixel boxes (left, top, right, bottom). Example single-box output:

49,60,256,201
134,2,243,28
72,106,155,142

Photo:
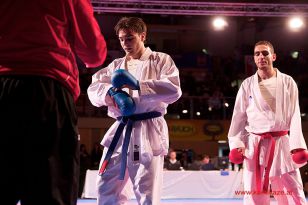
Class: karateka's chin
257,64,269,70
124,48,133,53
257,62,268,67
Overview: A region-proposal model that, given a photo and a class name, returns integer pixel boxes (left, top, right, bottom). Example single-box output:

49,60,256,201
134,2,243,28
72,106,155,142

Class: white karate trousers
243,167,306,205
96,148,164,205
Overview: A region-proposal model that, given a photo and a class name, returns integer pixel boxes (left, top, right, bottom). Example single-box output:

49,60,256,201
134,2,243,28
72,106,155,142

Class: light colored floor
77,198,303,205
16,197,308,204
78,199,243,205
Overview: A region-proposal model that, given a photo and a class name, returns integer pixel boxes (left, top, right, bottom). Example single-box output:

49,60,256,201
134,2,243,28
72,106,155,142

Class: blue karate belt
98,111,162,180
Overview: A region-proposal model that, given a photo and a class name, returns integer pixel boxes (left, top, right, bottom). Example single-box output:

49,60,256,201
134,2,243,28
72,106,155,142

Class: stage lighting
212,17,228,30
291,51,299,59
202,48,209,54
288,17,304,31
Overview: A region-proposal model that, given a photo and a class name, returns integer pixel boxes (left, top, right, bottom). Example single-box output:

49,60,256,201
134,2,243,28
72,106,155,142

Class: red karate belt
253,131,288,192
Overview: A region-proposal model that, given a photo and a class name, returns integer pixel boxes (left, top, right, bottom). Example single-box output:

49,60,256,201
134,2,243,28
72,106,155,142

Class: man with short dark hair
228,40,307,205
88,17,182,205
200,155,216,171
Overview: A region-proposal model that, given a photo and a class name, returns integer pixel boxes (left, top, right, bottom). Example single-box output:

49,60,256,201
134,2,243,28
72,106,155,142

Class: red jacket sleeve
71,0,107,67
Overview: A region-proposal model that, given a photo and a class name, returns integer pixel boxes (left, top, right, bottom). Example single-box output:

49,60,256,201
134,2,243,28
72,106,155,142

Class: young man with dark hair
88,17,182,205
228,40,307,204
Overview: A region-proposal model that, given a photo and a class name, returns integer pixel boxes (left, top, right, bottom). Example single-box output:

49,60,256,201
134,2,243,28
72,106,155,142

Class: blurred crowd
79,143,103,197
163,148,242,172
77,47,308,120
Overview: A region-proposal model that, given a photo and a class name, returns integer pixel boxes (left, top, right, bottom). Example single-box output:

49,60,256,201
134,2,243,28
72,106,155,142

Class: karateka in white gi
87,17,182,205
228,40,308,205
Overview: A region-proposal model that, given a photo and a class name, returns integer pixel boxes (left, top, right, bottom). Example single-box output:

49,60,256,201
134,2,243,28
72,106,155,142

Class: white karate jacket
228,69,307,176
87,47,182,157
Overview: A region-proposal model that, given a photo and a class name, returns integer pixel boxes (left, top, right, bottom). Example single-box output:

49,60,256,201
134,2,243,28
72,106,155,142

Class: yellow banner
166,119,230,141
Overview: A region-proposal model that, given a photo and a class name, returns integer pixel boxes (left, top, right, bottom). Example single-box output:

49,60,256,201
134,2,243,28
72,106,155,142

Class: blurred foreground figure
0,0,107,204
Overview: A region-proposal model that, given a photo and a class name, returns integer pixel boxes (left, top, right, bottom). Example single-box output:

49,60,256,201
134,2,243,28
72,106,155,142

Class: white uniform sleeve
228,83,248,150
138,54,182,104
288,79,307,151
87,63,114,107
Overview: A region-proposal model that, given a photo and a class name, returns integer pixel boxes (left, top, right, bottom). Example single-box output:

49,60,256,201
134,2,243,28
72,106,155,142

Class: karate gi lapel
274,69,283,127
253,72,273,113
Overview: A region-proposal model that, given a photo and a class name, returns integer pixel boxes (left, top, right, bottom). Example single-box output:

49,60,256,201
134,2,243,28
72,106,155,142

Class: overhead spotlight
182,109,188,114
247,17,255,22
224,102,229,107
288,17,304,31
202,48,208,54
196,112,201,116
291,51,299,59
208,106,212,111
213,17,228,30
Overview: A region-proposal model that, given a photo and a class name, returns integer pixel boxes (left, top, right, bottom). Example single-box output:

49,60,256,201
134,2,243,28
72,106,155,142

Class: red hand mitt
229,148,244,164
292,149,308,164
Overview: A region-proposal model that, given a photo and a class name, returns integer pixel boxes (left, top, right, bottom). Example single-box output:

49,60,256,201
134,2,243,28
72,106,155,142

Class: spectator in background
208,87,224,119
0,0,107,204
91,142,103,169
179,151,190,170
188,154,203,170
183,72,197,96
79,144,91,198
200,154,216,171
164,151,182,170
